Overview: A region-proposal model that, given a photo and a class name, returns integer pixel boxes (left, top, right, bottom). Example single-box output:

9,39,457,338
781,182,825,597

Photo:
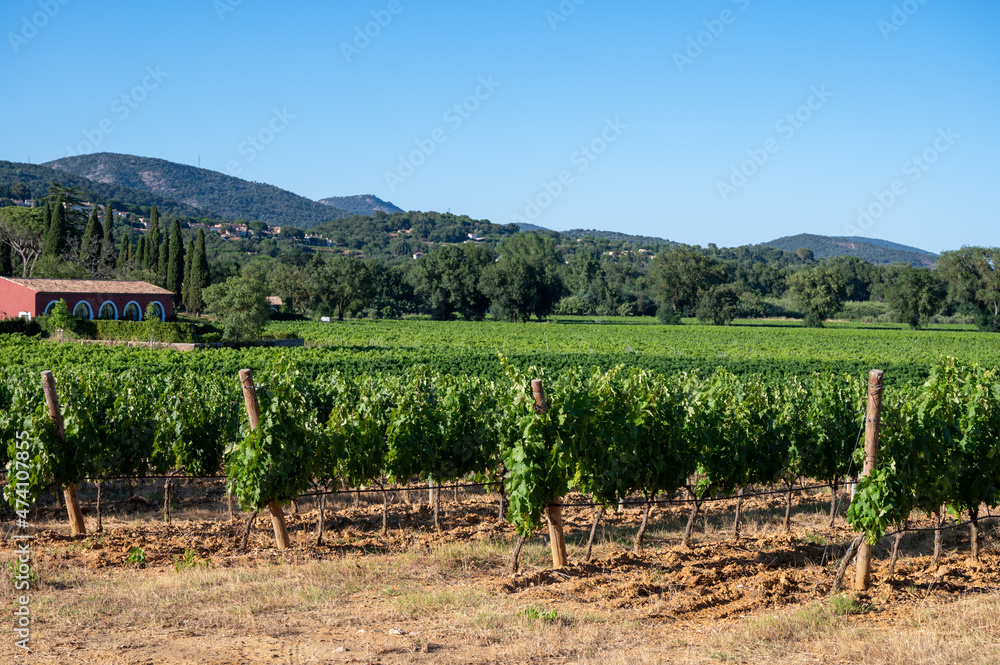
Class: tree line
2,187,998,332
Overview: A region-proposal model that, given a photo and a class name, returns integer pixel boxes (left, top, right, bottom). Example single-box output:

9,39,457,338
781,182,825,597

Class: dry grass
3,485,999,663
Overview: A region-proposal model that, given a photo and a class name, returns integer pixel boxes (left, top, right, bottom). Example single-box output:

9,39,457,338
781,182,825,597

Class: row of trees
261,239,997,330
3,185,998,330
0,197,212,314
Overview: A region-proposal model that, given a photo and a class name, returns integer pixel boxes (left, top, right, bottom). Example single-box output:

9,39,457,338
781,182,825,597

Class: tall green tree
480,232,563,322
79,207,103,272
182,238,195,311
267,262,311,314
648,247,724,324
937,247,1000,332
186,229,210,313
787,265,847,327
696,284,743,326
116,234,131,271
40,200,52,239
166,220,185,300
562,251,617,316
146,206,160,271
409,243,493,320
886,266,946,329
310,255,370,320
136,235,147,269
827,255,877,301
43,197,68,258
101,206,116,272
202,274,270,342
157,237,169,285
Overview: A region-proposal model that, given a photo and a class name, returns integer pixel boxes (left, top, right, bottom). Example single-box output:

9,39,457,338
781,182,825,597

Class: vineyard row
3,357,999,569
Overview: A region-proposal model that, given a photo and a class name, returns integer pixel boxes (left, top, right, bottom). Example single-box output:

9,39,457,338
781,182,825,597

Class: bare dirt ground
2,480,999,664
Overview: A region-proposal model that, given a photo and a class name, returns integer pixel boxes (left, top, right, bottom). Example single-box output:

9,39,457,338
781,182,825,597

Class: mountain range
763,233,938,268
44,153,367,228
1,153,941,266
318,195,402,216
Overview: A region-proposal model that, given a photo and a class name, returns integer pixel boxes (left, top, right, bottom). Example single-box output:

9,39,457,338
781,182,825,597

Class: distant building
0,278,174,321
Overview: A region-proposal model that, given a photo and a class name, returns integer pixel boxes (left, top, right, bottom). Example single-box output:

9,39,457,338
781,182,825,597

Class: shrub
87,320,194,343
45,299,78,337
0,317,42,336
656,306,681,325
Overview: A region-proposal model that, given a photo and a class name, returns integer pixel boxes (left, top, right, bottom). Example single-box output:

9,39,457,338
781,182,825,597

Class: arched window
123,301,142,321
98,301,119,320
73,301,93,320
149,301,166,322
44,300,60,315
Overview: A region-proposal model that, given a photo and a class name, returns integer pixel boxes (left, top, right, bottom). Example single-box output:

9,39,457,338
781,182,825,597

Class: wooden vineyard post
239,369,291,551
532,379,568,569
41,371,86,537
854,369,883,591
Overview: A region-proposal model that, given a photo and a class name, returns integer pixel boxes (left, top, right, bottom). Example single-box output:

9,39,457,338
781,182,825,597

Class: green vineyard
4,353,998,566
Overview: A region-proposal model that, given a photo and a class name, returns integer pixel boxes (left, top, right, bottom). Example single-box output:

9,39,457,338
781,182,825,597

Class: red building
0,278,174,321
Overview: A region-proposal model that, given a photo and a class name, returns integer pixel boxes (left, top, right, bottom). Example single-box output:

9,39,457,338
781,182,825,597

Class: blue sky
2,0,998,252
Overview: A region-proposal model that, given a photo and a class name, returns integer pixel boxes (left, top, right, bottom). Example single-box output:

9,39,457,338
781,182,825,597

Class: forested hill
545,228,677,248
318,195,402,216
309,211,519,251
0,160,212,220
43,153,350,228
764,234,938,268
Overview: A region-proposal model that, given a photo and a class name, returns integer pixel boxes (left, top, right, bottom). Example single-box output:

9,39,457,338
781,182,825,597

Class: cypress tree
101,205,116,269
158,238,169,285
117,234,130,270
136,235,147,269
80,207,101,263
166,220,185,300
43,197,67,258
188,229,210,313
182,238,194,311
41,201,52,234
146,206,160,270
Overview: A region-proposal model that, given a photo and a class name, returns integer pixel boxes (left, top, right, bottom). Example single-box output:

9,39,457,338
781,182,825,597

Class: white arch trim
123,301,143,321
98,301,119,320
73,300,94,320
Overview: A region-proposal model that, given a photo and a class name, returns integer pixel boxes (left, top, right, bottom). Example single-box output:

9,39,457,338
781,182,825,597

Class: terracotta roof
0,278,174,295
266,296,283,306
